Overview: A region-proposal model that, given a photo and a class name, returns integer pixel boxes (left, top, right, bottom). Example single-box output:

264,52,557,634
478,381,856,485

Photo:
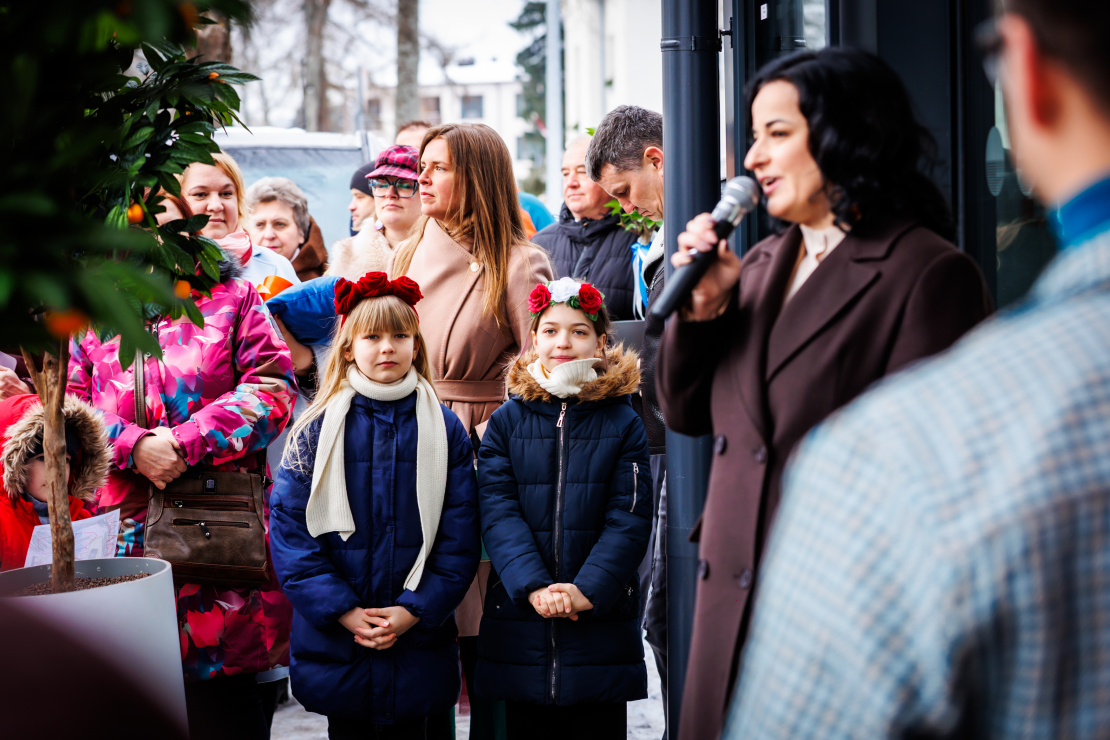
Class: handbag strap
134,350,149,430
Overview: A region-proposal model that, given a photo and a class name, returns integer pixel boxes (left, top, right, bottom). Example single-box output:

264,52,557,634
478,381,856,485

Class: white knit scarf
526,357,600,399
306,365,448,590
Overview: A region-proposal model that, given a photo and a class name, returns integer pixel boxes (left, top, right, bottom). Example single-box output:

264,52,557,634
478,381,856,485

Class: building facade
361,58,534,183
562,0,665,136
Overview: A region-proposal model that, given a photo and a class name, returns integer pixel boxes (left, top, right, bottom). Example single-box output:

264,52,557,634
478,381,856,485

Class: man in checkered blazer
725,1,1110,738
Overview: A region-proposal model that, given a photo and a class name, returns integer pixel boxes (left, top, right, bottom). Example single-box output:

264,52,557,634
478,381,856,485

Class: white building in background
562,0,664,137
360,54,535,182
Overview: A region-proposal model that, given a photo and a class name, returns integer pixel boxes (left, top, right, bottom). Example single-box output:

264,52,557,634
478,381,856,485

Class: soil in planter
8,572,151,597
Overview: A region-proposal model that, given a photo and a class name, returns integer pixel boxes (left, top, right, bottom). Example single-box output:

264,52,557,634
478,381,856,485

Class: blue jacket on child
476,347,652,705
270,391,480,724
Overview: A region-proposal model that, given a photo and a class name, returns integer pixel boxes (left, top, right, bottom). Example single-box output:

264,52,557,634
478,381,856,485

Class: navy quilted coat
475,347,652,705
270,392,480,724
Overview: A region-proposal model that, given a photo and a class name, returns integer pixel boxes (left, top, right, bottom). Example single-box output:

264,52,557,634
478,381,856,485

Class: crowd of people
2,1,1110,739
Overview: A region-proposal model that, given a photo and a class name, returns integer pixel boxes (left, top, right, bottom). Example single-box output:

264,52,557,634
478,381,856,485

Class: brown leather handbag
134,351,271,586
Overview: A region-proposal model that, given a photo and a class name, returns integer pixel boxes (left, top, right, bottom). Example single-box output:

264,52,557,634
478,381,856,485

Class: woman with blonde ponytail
269,273,480,739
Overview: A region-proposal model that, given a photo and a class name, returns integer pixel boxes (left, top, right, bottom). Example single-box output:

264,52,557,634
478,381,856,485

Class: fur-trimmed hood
1,394,110,503
507,345,641,404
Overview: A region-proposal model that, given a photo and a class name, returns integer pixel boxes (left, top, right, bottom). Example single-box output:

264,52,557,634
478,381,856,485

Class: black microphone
649,176,761,320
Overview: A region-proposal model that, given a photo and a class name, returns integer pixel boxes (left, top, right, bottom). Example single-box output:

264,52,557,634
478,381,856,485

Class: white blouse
785,223,848,303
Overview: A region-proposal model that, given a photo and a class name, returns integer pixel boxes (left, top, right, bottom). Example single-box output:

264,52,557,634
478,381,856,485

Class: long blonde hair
283,295,435,471
391,123,533,329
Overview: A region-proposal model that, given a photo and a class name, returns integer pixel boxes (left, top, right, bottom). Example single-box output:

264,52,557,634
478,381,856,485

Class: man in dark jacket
586,104,671,737
533,135,639,321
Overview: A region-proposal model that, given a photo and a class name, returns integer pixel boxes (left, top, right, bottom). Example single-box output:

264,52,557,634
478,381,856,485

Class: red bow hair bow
334,272,424,324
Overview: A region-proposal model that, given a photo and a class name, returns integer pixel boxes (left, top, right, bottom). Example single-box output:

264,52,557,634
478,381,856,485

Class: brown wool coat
402,218,553,636
658,218,993,740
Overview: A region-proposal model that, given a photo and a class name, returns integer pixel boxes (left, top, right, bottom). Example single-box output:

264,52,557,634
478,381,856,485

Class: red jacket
0,495,91,572
0,393,107,571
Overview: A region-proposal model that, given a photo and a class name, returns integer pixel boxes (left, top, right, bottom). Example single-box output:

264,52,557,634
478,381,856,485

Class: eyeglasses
975,18,1003,86
368,177,417,198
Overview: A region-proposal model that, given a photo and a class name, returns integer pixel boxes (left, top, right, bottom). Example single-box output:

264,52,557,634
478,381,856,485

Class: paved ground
272,638,666,740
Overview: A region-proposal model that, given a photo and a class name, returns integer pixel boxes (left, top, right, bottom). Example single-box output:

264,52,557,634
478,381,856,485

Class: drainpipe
660,0,721,733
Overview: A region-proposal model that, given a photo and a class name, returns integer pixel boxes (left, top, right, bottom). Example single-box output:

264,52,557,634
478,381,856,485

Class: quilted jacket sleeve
478,404,554,605
67,334,150,470
574,410,653,614
171,281,297,466
269,422,361,628
397,409,481,627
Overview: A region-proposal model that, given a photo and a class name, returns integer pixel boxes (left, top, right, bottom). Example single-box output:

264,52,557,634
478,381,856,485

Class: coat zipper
630,462,639,513
551,401,567,704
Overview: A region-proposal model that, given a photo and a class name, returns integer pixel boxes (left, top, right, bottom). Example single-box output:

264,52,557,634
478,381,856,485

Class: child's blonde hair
283,295,436,472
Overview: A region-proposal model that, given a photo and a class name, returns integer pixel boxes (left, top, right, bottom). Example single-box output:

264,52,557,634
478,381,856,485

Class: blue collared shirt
725,216,1110,736
1050,173,1110,249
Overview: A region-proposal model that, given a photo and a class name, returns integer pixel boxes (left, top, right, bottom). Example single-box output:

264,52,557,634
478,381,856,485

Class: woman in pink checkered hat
327,144,423,279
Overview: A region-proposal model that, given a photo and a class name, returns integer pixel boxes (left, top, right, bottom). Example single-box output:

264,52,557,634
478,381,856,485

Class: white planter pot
0,557,186,734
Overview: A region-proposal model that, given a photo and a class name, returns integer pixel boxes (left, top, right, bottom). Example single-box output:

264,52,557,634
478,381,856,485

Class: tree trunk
304,0,331,132
21,342,74,593
396,0,420,128
190,11,233,64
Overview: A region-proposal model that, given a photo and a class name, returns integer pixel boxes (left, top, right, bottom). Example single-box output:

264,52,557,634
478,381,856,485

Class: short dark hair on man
1006,0,1110,116
585,105,663,181
396,119,433,136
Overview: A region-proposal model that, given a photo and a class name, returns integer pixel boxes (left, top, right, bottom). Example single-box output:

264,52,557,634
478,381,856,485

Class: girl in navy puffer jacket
476,277,652,737
271,274,480,740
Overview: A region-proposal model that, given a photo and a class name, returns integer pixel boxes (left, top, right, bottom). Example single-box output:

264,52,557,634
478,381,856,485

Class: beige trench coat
402,217,552,634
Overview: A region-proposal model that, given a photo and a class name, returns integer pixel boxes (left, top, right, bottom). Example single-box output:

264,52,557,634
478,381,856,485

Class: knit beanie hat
350,162,376,196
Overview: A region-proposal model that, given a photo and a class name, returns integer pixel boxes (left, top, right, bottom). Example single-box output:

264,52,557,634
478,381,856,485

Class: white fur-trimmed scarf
306,365,448,590
526,358,601,399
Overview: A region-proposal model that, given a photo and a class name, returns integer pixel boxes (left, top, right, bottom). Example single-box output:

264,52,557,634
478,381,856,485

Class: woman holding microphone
657,47,992,740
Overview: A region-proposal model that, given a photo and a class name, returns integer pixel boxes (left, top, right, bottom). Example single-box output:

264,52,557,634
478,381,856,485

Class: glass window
517,136,543,165
461,94,484,119
420,96,441,126
989,83,1056,306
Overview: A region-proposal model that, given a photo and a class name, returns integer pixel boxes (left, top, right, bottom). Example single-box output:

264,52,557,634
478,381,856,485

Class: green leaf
122,125,155,150
105,204,128,229
181,297,205,328
0,194,57,217
184,214,211,232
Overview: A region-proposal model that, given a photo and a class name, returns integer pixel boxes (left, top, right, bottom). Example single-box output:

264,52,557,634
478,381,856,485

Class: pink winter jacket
68,273,297,680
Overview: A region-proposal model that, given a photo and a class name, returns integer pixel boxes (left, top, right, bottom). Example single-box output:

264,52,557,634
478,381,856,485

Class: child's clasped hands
339,605,421,650
528,583,594,620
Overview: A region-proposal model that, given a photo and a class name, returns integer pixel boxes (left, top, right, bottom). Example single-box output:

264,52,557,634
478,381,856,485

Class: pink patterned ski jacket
68,273,297,681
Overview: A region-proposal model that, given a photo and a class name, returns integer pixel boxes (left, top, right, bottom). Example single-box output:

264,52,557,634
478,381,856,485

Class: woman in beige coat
391,122,552,738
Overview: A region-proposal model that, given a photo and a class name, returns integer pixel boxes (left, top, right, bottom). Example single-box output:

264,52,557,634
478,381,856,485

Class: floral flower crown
528,277,606,321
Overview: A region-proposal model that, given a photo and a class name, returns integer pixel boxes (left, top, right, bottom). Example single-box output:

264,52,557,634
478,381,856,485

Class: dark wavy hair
746,47,954,240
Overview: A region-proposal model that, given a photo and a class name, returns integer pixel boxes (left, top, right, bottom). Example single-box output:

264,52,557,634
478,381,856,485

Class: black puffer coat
532,205,639,320
475,347,652,705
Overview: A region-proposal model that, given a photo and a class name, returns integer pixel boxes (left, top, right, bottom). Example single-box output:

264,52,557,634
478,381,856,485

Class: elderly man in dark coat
532,135,639,321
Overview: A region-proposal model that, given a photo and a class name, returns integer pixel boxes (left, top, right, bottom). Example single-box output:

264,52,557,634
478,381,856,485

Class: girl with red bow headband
272,271,481,735
333,272,424,325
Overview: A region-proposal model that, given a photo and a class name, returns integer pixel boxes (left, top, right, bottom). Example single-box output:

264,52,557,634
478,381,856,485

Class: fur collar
215,254,243,283
507,345,640,404
325,226,394,280
3,396,110,503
